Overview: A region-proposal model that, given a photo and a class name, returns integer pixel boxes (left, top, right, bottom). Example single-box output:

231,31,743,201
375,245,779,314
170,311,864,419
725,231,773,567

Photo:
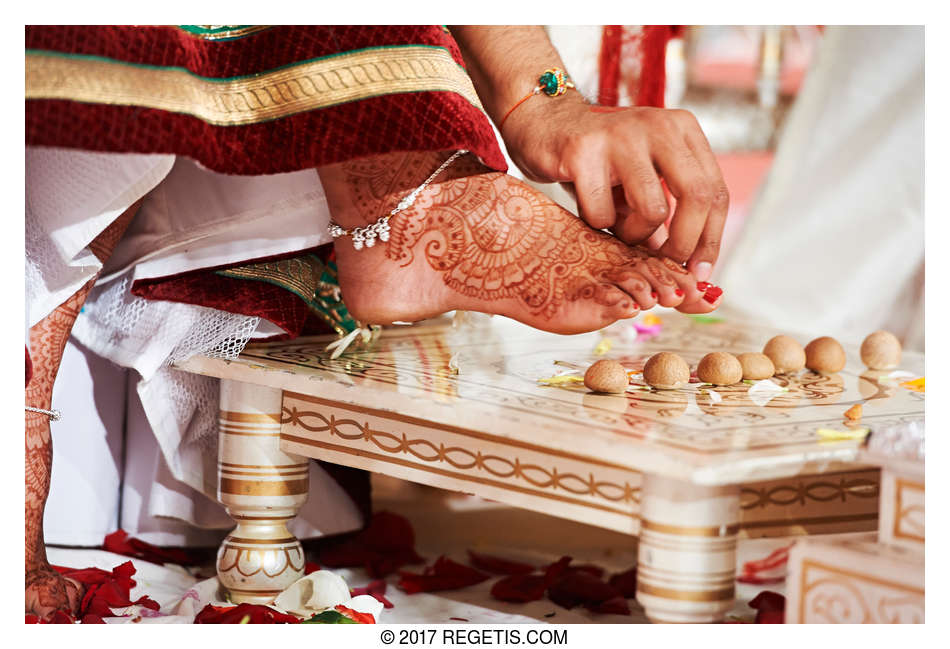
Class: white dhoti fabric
30,147,362,546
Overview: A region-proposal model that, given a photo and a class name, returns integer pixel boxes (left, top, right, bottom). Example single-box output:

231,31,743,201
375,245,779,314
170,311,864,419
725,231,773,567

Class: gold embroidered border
26,46,484,126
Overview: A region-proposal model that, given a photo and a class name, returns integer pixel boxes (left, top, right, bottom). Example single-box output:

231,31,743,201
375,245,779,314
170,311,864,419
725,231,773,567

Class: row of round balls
584,330,902,393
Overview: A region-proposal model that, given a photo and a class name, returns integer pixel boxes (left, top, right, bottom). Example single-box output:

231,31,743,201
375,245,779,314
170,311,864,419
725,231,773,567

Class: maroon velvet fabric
26,26,507,175
132,269,321,339
26,25,469,77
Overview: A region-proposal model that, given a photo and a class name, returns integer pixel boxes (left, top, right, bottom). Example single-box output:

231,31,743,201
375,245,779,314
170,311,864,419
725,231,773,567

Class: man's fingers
654,140,713,265
572,163,617,230
680,123,730,281
612,153,669,245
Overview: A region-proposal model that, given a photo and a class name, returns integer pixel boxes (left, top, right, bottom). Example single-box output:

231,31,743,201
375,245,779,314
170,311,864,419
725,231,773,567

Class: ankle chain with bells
328,150,467,250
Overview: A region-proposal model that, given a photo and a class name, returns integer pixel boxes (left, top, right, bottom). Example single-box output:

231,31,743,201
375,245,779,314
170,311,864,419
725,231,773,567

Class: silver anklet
25,406,61,421
328,150,468,250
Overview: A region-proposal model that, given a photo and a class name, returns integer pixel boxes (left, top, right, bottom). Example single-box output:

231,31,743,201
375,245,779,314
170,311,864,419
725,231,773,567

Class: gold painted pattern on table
26,45,484,126
798,556,924,623
281,391,641,519
226,314,923,459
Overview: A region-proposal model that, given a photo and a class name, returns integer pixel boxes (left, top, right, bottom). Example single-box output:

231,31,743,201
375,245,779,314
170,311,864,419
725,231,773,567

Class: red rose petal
755,610,785,624
589,595,631,616
194,603,300,624
81,614,107,624
547,569,622,611
749,590,786,613
607,567,638,598
133,595,161,611
467,550,535,575
742,544,792,575
490,574,548,603
103,529,206,566
320,512,424,578
543,556,573,586
49,610,76,624
304,561,321,575
737,575,786,585
398,556,489,594
335,604,376,624
351,579,394,609
571,564,606,579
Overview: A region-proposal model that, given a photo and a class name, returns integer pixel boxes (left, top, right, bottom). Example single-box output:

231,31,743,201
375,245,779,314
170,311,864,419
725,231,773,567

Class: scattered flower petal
398,556,489,594
749,590,786,624
687,314,724,324
816,427,870,442
844,404,863,421
747,379,788,407
900,377,925,393
103,529,206,566
607,567,637,598
537,374,585,386
490,574,547,603
195,603,300,624
467,550,535,575
350,579,394,609
274,570,351,618
593,338,614,356
319,511,423,578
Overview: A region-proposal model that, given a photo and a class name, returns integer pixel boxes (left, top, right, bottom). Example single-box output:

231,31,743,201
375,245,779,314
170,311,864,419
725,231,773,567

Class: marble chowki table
175,311,924,623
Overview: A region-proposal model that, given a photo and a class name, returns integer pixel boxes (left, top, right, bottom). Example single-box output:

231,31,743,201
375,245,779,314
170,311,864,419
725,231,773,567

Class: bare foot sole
26,565,83,618
319,152,722,335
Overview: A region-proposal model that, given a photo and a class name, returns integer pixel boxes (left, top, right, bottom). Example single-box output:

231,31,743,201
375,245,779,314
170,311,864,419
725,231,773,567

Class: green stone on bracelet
539,70,560,96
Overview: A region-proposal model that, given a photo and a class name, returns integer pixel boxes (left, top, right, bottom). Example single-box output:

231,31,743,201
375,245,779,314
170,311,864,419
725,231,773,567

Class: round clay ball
736,352,775,381
860,330,902,370
643,352,691,390
762,335,806,374
584,359,629,394
804,336,847,374
697,352,743,385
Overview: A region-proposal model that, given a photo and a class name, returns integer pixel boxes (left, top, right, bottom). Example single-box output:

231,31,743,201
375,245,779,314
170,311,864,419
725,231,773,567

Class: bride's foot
319,152,722,335
26,565,83,618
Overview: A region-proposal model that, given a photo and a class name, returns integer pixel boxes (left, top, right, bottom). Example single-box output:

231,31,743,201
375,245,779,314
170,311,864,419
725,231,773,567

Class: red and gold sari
27,25,507,338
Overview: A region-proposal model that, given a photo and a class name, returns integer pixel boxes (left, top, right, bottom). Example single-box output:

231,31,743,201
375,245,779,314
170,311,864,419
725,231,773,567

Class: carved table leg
636,473,740,623
216,380,309,604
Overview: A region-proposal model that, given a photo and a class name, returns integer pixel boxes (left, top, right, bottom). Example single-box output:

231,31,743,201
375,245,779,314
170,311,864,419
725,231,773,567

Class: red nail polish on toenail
650,291,658,299
697,282,711,291
633,303,640,310
675,289,684,297
703,286,723,304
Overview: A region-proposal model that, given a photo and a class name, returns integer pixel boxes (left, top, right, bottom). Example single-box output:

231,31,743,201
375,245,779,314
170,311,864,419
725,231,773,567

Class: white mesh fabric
25,147,174,326
72,270,266,499
72,273,260,381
